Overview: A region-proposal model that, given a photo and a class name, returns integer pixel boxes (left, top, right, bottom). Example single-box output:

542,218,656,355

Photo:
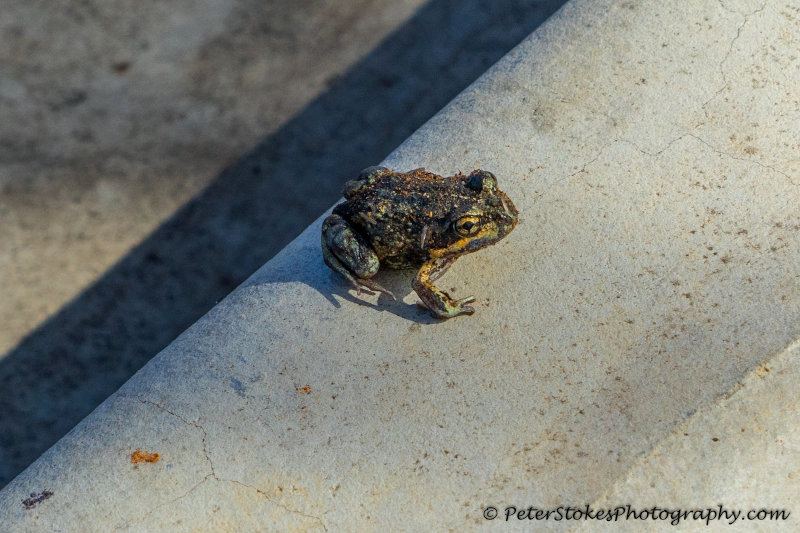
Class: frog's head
436,170,518,257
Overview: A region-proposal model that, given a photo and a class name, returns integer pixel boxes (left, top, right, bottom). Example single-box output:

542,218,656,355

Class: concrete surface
1,0,799,530
0,0,567,486
0,0,423,358
574,338,800,532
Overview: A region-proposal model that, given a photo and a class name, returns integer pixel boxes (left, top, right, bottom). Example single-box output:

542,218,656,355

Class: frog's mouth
498,191,519,221
501,196,513,218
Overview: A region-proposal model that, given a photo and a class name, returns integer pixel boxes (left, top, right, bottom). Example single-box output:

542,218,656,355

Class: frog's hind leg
321,215,396,301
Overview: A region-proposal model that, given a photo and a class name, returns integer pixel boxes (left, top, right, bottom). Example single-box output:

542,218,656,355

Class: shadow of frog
239,232,445,325
328,269,443,325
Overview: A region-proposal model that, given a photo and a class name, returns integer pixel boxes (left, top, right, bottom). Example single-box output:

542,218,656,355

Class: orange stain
130,449,161,464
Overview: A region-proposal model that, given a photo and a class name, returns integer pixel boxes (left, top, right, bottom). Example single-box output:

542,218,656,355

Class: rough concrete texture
574,339,800,532
0,0,430,485
0,0,567,486
0,0,423,357
2,0,799,530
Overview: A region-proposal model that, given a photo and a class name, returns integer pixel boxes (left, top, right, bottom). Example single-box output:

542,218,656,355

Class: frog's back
335,168,447,267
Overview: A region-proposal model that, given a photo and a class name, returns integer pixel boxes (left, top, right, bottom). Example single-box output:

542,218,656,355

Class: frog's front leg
413,256,475,318
322,214,396,300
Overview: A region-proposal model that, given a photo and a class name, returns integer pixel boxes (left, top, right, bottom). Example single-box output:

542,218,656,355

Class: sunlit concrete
1,0,798,530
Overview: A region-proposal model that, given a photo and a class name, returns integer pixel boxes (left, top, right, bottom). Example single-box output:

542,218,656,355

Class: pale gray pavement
1,0,798,529
0,0,567,488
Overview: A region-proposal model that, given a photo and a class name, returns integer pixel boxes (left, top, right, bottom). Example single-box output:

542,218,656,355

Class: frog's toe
453,297,476,316
354,278,396,302
422,296,475,319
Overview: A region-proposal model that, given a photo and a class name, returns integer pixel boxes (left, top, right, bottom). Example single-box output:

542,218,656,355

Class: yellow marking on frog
428,226,499,258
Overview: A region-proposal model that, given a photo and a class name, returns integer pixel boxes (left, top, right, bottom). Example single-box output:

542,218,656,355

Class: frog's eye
454,215,482,237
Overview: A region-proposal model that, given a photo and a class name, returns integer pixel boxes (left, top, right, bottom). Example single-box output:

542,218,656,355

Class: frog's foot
325,251,396,301
413,257,474,318
322,214,397,301
416,295,475,318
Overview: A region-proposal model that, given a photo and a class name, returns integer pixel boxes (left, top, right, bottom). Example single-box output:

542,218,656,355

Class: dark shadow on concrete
0,0,567,487
252,252,445,324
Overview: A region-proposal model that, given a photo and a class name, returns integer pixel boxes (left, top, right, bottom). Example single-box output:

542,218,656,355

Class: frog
321,166,518,318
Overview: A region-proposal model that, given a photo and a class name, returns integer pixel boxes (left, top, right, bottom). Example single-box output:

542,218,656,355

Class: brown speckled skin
322,166,518,318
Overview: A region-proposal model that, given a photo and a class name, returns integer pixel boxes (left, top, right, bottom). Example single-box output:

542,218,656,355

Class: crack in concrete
569,149,605,178
221,477,330,532
136,398,216,476
119,396,329,531
686,133,798,186
111,474,214,532
616,133,691,158
701,1,767,118
540,134,685,201
538,124,796,207
569,129,796,186
105,397,218,531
